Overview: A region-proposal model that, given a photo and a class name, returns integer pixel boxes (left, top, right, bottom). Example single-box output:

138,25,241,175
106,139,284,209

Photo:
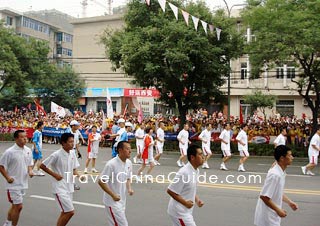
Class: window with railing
276,65,295,79
276,100,294,116
22,17,49,35
241,62,248,79
6,16,13,26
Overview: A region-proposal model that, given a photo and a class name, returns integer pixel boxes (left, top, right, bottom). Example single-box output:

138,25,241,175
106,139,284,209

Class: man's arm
167,189,194,209
283,194,298,211
98,179,120,201
260,195,287,218
195,194,204,207
0,165,14,183
40,164,63,181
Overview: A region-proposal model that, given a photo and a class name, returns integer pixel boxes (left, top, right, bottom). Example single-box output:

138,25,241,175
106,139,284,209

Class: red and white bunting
168,2,178,20
209,24,214,33
181,10,190,26
191,15,199,31
201,20,208,34
145,0,151,6
216,28,222,41
158,0,166,12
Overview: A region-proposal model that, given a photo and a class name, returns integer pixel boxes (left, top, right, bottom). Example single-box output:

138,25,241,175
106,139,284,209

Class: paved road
0,142,319,226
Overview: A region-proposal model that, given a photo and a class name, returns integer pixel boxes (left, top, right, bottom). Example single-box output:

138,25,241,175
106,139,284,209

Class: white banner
216,28,222,41
158,0,166,12
51,101,66,118
145,0,151,6
168,2,178,20
181,10,189,26
191,16,199,31
106,88,114,119
201,20,207,34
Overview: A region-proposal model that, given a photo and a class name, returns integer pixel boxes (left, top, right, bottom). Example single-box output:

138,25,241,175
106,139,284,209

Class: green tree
244,90,276,120
0,23,85,111
242,0,320,134
101,0,243,125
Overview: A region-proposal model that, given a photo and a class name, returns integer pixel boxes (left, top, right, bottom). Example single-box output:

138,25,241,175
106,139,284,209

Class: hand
29,171,34,178
128,189,134,196
289,201,298,211
184,200,194,209
7,177,14,183
188,141,191,144
77,152,82,159
55,175,63,181
112,194,121,201
79,175,86,182
276,209,287,218
196,199,204,207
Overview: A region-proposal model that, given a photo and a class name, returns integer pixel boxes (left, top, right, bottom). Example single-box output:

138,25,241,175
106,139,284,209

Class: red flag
239,105,243,124
122,103,128,119
34,99,47,116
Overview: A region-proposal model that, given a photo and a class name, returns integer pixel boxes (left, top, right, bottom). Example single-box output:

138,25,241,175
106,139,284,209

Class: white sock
3,220,12,226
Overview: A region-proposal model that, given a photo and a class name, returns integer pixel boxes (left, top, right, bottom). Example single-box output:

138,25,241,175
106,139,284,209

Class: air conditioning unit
56,54,62,58
57,41,62,45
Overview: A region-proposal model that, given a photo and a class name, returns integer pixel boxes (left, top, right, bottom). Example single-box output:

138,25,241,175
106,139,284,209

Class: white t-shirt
198,129,211,149
274,134,286,147
177,129,189,149
219,129,231,151
254,163,286,226
0,144,33,190
308,133,320,157
167,162,198,217
89,132,101,153
156,128,165,148
236,129,248,151
135,128,145,147
70,130,81,149
42,148,80,194
114,127,126,147
100,156,132,211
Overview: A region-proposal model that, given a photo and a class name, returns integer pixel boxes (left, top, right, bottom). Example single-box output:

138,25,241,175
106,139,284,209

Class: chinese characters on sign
124,88,160,98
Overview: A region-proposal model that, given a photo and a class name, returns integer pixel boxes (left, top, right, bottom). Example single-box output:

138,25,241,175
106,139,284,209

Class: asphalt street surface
0,142,319,226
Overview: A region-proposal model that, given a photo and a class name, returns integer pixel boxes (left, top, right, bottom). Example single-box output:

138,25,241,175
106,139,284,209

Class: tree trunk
311,105,319,136
175,95,187,129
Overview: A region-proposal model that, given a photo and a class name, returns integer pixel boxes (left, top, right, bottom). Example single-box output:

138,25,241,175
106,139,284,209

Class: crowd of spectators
0,108,318,147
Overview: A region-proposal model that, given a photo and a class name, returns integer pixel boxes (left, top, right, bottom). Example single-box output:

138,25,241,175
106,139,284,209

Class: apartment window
57,33,63,42
6,16,13,26
22,17,49,35
97,101,117,113
240,100,253,117
240,62,248,79
276,66,295,79
276,100,294,116
63,33,73,43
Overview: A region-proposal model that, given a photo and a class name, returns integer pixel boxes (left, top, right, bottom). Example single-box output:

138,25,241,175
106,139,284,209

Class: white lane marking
30,195,105,208
243,171,312,178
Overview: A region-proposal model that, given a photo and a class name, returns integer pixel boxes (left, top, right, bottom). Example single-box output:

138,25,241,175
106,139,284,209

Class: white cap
70,120,80,126
117,118,125,123
125,122,133,127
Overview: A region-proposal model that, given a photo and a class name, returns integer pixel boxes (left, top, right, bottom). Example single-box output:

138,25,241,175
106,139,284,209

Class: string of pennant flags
144,0,222,40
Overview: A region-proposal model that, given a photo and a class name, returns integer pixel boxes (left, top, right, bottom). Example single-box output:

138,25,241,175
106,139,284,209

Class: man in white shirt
40,133,81,226
0,130,34,226
155,121,166,165
273,127,287,147
198,123,212,169
98,141,134,226
133,122,145,164
254,145,298,226
236,124,249,172
301,126,320,175
219,124,231,170
84,125,102,173
167,144,204,226
176,124,191,167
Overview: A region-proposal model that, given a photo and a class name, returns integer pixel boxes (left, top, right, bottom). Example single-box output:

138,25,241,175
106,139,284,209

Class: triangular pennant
191,16,199,31
158,0,166,12
145,0,151,6
181,10,190,26
168,2,178,20
209,24,214,33
201,20,208,34
216,28,222,40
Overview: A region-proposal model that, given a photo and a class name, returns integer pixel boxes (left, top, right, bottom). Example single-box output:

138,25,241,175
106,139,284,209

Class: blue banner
42,127,88,139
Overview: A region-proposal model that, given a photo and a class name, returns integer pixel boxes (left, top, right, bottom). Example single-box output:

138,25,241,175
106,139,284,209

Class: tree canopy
102,0,243,124
0,23,85,111
242,0,320,133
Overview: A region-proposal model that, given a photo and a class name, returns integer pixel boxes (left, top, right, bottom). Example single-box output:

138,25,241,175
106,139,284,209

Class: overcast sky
0,0,246,18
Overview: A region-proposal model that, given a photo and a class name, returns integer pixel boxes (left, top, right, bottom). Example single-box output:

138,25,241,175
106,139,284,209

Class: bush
0,133,14,141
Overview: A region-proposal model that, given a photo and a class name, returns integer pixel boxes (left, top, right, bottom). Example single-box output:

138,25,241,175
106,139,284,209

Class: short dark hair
187,144,201,161
36,121,44,129
240,124,247,129
117,141,129,152
274,145,291,162
281,127,287,132
91,125,97,129
14,130,25,139
60,133,74,144
145,127,152,134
